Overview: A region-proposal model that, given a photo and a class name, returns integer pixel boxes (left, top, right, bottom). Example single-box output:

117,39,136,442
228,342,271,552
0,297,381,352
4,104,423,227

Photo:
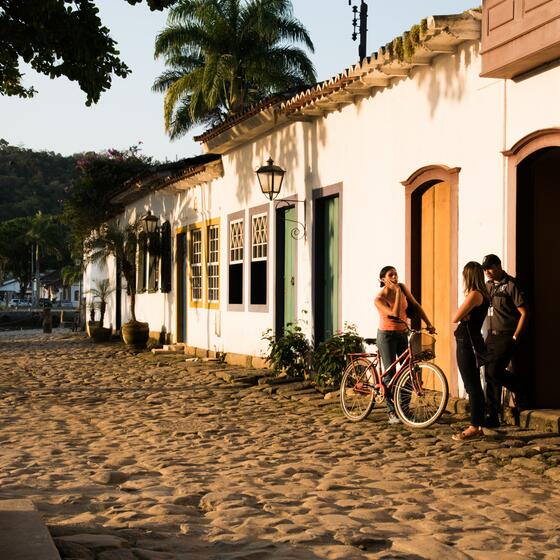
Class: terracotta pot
121,320,149,349
90,325,112,343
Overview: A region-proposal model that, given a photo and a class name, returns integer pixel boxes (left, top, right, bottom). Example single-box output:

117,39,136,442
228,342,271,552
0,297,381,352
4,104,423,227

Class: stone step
0,499,60,560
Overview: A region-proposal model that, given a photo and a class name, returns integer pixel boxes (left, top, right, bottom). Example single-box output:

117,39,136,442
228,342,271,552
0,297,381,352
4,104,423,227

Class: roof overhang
196,12,481,154
111,154,223,205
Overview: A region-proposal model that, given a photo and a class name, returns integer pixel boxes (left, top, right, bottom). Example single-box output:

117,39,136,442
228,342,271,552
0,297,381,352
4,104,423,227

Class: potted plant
86,222,149,349
262,323,311,378
86,300,97,337
87,278,114,342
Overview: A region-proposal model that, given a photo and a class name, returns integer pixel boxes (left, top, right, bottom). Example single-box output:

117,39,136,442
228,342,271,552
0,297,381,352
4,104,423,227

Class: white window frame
207,224,219,303
191,228,202,302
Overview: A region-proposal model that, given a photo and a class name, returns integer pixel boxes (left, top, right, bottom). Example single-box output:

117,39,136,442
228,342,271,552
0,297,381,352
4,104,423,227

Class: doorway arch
504,128,560,408
402,165,460,396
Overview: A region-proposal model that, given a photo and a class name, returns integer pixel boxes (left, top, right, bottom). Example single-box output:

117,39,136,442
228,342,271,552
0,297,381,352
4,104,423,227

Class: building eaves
196,11,481,153
111,153,223,205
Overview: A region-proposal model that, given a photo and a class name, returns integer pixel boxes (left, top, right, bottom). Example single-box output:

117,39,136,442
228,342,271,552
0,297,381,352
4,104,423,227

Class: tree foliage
0,139,77,222
0,213,71,295
62,147,152,250
0,0,178,104
152,0,316,138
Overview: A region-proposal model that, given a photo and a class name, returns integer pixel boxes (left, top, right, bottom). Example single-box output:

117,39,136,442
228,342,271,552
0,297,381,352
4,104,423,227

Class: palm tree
153,0,316,138
26,212,66,305
85,223,139,322
87,279,115,326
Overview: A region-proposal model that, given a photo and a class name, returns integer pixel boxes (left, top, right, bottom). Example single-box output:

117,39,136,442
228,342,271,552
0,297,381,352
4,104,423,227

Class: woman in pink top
374,266,435,424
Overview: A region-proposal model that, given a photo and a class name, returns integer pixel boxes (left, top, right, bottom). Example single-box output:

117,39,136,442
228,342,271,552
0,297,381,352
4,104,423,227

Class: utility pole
347,0,369,62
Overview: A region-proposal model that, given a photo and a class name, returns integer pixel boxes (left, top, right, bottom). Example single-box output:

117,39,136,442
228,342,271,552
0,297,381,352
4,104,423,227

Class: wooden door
314,196,340,343
176,233,187,343
421,182,452,385
276,206,297,334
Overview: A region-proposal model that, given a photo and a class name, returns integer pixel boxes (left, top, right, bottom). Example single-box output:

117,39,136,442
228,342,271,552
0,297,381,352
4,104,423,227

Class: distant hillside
0,139,78,221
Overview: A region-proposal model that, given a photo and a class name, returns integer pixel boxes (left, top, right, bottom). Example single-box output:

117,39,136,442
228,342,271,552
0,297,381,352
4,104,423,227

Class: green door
315,195,339,342
276,206,297,334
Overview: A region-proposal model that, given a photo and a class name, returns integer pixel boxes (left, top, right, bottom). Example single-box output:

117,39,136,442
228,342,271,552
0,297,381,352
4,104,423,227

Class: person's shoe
388,413,401,425
484,413,500,428
452,428,484,442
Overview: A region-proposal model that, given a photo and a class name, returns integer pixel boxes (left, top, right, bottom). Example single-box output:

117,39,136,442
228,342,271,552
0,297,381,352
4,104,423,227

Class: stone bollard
42,308,52,333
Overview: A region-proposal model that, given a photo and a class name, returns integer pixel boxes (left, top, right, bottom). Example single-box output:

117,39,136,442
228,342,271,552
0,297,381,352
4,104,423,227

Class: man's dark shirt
485,273,526,334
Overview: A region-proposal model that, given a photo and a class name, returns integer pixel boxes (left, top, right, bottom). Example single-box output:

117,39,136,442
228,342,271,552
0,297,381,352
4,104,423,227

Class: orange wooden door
421,182,452,386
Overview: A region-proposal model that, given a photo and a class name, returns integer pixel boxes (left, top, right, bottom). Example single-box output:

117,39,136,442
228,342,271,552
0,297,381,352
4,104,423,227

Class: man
482,254,529,427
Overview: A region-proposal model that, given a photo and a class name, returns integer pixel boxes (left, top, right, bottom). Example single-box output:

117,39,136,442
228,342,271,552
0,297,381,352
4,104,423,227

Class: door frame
175,231,187,343
312,182,343,344
503,128,560,274
401,165,460,396
275,200,298,335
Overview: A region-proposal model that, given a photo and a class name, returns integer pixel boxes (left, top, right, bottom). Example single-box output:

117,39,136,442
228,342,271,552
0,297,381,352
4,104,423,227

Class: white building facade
84,10,560,407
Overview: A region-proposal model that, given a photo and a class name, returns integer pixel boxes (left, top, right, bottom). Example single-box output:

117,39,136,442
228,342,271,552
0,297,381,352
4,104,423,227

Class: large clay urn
121,320,149,349
90,325,112,343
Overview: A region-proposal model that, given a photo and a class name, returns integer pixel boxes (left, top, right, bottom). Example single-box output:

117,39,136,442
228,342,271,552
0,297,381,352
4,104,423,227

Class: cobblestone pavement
1,331,560,559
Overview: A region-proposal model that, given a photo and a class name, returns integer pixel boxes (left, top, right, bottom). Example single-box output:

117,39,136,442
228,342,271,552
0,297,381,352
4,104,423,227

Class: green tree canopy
0,0,177,104
152,0,316,138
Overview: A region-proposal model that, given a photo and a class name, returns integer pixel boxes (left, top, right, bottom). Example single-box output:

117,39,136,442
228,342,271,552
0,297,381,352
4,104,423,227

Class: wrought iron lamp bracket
274,199,307,240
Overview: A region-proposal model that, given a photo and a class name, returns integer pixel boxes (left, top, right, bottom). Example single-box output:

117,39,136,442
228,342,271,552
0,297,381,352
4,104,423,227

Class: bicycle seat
364,337,377,346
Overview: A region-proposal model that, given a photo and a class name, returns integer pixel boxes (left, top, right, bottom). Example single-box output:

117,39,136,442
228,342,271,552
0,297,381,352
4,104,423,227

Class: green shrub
262,324,311,378
312,324,364,388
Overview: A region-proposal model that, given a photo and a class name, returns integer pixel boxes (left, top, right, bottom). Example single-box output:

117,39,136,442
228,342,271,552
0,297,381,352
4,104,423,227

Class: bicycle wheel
393,361,448,428
340,358,376,422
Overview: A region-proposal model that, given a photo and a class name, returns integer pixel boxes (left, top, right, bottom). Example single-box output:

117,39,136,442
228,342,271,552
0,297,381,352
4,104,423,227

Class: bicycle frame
347,331,425,400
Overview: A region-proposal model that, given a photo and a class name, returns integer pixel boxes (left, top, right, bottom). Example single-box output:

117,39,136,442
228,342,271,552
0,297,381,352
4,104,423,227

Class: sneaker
388,413,401,425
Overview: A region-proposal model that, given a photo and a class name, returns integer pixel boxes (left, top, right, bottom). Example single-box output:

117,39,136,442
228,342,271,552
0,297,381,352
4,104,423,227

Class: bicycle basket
410,332,436,360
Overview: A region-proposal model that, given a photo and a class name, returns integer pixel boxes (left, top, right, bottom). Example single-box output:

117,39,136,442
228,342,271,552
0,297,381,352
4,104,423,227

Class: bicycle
339,319,449,428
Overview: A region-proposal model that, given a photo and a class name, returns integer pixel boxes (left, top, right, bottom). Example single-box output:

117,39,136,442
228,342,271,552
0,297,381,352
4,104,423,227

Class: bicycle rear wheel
394,361,448,428
340,358,376,422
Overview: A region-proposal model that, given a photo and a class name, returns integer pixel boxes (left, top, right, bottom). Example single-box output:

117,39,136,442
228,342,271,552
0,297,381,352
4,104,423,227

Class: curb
210,366,560,434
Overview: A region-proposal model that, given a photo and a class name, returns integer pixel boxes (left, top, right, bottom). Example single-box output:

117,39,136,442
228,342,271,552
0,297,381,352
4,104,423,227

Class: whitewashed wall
85,39,560,381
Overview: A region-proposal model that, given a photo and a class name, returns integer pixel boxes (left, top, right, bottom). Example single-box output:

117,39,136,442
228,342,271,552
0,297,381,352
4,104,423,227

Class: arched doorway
402,166,459,395
507,138,560,408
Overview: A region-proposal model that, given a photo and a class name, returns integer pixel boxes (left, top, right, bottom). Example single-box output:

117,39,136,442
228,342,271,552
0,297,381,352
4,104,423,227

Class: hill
0,139,78,221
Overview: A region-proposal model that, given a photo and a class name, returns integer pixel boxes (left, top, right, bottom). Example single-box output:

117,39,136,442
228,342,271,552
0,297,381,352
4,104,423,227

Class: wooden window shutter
160,221,172,293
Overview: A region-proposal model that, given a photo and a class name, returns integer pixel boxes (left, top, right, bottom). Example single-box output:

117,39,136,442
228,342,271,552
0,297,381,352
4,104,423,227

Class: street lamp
141,210,158,234
256,158,286,201
256,157,306,239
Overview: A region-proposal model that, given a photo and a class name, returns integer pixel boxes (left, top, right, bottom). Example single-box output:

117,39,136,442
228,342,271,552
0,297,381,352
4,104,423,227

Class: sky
0,0,477,162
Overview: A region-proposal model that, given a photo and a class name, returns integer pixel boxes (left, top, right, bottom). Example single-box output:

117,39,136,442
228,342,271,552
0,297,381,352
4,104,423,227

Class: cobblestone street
1,331,560,559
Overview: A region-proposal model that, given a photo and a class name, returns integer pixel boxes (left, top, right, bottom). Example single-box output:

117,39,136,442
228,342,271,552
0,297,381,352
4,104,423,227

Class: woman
374,266,435,424
451,261,490,441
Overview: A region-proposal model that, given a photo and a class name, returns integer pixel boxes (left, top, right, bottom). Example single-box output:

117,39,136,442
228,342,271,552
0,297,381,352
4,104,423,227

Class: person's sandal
451,428,484,442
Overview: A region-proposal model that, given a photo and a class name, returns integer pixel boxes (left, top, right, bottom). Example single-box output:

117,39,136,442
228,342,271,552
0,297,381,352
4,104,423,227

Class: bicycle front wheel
394,361,448,428
340,358,376,422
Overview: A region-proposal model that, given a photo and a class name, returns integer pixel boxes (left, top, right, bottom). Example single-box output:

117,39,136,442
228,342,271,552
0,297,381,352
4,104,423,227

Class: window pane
207,225,219,303
252,214,268,261
191,229,202,301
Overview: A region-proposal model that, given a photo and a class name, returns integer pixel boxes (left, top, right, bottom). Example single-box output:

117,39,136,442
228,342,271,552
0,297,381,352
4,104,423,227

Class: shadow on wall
416,40,478,119
229,115,329,205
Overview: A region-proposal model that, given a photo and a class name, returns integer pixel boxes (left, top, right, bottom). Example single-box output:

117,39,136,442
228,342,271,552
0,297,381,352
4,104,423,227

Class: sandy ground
1,330,560,559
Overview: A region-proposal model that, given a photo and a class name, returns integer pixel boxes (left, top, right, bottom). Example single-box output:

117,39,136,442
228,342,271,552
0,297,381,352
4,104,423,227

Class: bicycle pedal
375,394,385,404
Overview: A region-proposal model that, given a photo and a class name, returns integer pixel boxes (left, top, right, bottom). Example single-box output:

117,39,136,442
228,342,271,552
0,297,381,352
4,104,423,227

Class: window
229,218,244,305
190,228,202,302
207,224,219,303
250,213,267,305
